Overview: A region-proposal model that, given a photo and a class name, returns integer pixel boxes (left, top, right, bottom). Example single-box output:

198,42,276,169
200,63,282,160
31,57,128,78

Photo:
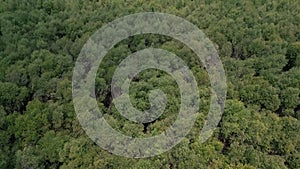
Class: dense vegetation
0,0,299,168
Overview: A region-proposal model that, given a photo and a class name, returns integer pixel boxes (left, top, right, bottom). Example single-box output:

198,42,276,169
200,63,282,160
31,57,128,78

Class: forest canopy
0,0,299,168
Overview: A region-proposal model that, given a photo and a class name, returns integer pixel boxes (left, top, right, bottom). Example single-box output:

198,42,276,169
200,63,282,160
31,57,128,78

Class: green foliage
0,0,299,168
